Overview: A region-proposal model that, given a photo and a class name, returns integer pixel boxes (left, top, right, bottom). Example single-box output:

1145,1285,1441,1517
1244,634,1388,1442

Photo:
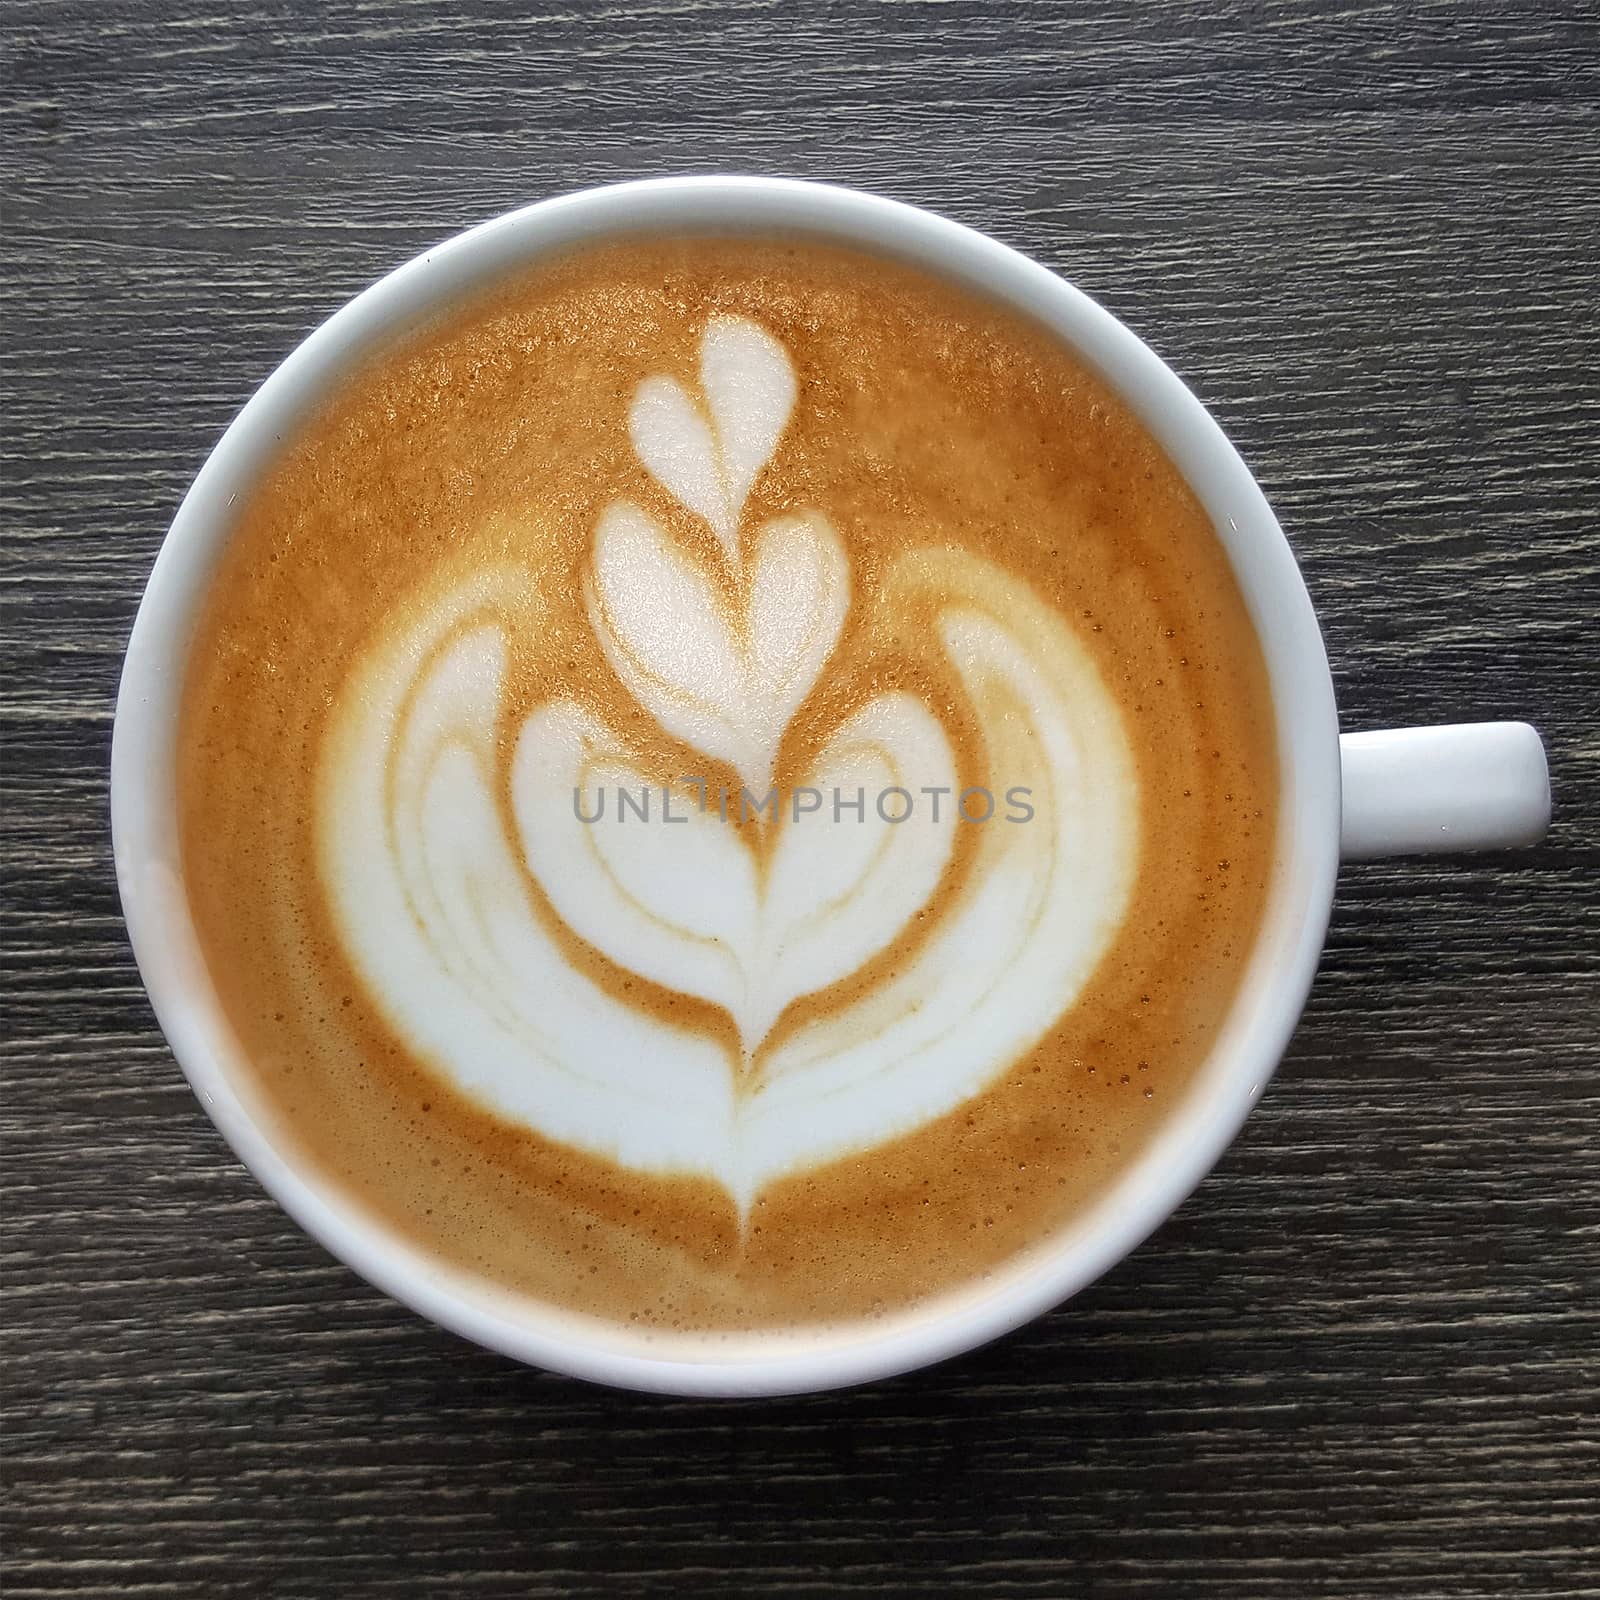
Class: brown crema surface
178,236,1278,1335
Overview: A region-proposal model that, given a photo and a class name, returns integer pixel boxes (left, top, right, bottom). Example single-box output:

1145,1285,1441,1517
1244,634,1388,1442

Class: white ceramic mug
112,177,1551,1396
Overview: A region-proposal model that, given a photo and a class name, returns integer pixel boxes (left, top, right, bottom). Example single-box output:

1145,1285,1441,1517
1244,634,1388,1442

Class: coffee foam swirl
318,318,1139,1212
627,313,797,566
585,502,850,795
515,690,957,1057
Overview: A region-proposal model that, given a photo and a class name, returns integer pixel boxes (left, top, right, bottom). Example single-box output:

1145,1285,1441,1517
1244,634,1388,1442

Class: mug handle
1340,722,1551,859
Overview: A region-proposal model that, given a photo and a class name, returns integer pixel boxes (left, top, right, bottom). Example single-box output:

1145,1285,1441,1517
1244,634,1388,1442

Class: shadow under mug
111,177,1551,1396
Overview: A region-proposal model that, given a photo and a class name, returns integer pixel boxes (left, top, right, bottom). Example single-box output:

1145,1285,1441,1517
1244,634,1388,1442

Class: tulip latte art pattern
320,317,1139,1211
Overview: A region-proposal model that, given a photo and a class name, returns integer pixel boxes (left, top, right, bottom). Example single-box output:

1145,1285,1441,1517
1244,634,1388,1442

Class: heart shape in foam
584,502,850,795
511,693,958,1057
628,315,797,565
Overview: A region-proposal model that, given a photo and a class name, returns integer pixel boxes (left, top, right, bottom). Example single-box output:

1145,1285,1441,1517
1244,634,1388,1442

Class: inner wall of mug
114,178,1340,1388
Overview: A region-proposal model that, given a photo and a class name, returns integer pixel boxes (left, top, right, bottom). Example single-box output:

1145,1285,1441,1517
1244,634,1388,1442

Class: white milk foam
318,316,1140,1213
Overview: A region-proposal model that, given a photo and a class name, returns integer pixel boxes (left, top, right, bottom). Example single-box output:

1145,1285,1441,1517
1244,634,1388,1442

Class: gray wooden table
5,3,1598,1595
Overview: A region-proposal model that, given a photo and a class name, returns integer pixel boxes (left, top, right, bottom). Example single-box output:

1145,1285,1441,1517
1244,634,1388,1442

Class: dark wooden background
4,1,1597,1595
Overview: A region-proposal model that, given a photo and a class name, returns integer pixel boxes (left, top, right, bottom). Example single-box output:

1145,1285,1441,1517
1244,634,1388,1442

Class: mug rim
111,175,1341,1396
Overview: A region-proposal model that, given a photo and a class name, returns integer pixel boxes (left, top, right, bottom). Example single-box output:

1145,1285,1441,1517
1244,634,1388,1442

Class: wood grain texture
3,1,1598,1594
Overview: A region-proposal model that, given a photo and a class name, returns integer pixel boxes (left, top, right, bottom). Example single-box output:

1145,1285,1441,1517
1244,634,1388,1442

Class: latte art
597,319,839,796
179,238,1277,1334
320,318,1139,1211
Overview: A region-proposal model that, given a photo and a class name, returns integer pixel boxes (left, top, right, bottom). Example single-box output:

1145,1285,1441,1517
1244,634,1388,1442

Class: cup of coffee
112,177,1550,1395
